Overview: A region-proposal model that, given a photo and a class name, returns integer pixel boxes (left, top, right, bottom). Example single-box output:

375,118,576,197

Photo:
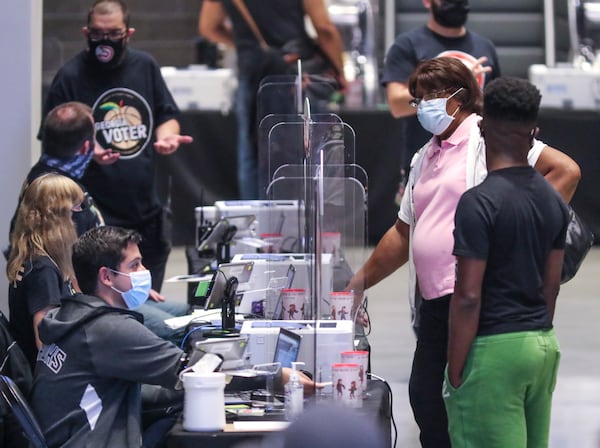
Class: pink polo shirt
412,113,477,300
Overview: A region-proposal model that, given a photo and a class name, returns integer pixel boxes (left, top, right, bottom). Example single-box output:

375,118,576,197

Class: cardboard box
161,66,237,112
529,64,600,110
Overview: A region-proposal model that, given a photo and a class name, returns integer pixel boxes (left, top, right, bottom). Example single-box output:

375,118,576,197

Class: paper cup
322,232,341,263
259,233,284,253
280,288,305,320
329,291,354,321
331,363,362,408
341,351,369,397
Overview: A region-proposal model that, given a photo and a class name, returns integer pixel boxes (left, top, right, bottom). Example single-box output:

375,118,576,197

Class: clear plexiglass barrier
246,71,370,399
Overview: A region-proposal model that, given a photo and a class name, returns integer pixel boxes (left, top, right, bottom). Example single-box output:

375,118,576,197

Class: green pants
443,329,560,448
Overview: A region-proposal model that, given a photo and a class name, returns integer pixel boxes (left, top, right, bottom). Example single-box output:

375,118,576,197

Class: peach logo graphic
92,88,153,159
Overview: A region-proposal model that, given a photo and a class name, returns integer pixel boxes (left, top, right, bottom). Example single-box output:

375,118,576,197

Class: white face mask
109,269,152,310
417,88,463,136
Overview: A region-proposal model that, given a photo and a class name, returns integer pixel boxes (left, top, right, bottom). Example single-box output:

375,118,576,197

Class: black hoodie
30,293,183,448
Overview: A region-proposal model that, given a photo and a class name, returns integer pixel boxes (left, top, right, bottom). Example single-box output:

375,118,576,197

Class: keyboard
224,391,252,405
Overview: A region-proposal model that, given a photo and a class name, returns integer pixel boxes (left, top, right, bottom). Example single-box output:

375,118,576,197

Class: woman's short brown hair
408,57,483,115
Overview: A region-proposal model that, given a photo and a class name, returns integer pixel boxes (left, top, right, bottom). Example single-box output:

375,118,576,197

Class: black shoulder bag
561,206,594,284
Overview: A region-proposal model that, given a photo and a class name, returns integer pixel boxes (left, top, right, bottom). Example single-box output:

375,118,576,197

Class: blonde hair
7,173,84,283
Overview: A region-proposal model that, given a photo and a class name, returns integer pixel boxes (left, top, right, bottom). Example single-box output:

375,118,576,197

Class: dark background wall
43,1,562,87
43,0,201,88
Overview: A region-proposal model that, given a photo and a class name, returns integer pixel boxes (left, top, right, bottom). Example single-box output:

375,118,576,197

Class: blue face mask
110,269,152,310
39,145,94,180
70,149,95,179
417,88,463,136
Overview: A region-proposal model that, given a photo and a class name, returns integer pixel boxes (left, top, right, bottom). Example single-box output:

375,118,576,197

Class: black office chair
0,375,47,448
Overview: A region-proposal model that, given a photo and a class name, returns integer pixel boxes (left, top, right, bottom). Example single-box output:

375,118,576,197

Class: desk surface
167,378,391,448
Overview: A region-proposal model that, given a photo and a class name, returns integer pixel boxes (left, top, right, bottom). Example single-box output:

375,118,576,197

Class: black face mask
87,38,127,70
431,0,470,28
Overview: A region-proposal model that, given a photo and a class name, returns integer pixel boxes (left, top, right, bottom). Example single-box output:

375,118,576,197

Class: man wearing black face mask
41,0,194,342
381,0,500,180
431,0,470,28
87,24,129,71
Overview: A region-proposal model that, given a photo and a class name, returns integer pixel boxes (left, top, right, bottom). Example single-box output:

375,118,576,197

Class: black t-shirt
381,26,500,87
8,256,74,369
453,166,569,336
207,0,310,77
381,26,501,165
42,48,179,226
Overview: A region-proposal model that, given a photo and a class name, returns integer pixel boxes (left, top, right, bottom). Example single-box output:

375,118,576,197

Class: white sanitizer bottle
285,361,305,421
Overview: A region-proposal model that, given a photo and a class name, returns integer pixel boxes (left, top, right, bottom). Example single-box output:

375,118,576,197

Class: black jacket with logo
30,293,183,448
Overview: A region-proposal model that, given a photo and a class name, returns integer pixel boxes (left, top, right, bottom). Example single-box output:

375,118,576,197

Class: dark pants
136,209,172,292
408,295,451,448
141,385,183,448
142,414,178,448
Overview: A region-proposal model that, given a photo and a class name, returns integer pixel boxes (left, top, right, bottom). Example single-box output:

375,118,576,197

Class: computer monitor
197,214,256,252
195,261,295,315
196,262,254,311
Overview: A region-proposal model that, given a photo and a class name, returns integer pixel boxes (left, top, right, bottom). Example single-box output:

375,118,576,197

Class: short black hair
87,0,130,28
42,102,94,159
483,77,541,124
73,226,141,295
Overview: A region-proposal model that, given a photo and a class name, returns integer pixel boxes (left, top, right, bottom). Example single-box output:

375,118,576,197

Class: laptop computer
272,327,302,369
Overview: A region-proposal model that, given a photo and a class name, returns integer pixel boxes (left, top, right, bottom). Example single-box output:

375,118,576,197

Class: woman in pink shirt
347,57,580,448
